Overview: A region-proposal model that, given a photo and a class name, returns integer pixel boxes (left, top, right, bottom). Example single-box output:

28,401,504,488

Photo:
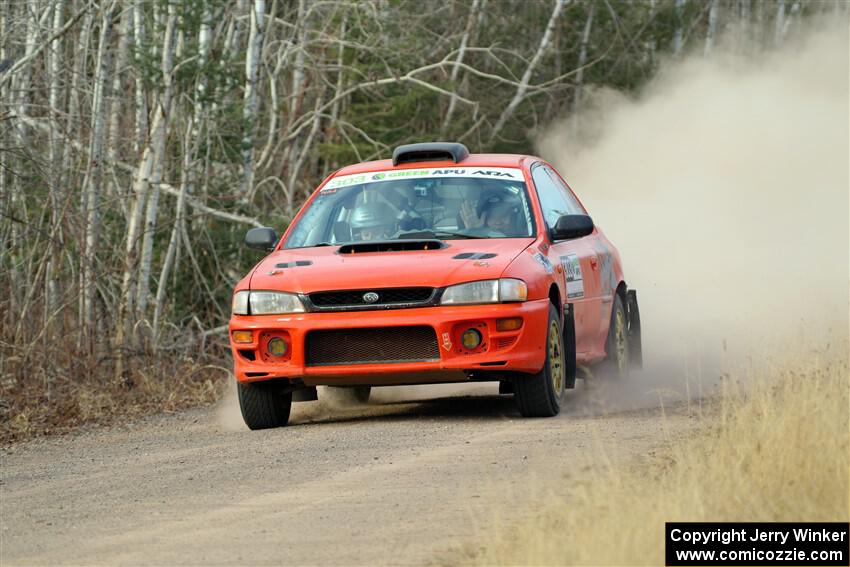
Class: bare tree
705,0,719,55
240,0,266,197
572,2,595,131
80,0,118,351
489,0,568,143
153,2,214,336
441,0,484,134
673,0,687,55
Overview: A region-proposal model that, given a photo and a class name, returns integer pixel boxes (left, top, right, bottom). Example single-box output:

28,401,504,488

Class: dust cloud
215,380,246,431
540,20,849,405
215,380,492,430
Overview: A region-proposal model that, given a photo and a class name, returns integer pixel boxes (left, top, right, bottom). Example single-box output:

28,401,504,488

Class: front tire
514,304,567,417
238,380,292,430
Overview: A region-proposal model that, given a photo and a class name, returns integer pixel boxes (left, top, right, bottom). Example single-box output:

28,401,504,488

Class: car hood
248,238,535,293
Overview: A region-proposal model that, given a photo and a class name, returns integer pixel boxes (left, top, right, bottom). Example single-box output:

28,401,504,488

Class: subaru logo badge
362,292,379,303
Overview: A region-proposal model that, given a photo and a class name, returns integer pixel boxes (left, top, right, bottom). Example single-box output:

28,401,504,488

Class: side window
531,164,574,228
545,167,585,214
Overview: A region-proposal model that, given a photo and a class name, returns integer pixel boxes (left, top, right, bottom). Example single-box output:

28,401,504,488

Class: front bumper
229,298,550,385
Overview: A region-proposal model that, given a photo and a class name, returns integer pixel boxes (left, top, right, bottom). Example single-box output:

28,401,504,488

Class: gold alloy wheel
548,321,564,394
614,308,629,375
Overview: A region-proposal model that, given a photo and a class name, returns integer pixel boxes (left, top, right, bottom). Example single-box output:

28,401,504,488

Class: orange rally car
229,142,641,429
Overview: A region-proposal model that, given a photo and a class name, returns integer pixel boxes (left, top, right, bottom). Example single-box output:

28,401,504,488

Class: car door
530,163,601,358
546,166,616,355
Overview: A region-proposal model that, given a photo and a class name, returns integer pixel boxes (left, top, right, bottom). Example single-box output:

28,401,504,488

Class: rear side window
531,164,584,228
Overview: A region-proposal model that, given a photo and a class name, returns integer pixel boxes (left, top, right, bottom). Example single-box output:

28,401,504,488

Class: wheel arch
549,283,577,389
616,280,628,304
547,283,561,316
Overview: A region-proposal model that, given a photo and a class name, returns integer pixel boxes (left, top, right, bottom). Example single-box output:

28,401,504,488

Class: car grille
307,287,434,310
305,326,441,366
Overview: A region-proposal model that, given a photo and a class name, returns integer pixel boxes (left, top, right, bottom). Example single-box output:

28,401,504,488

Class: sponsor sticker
442,332,452,351
532,251,554,274
561,254,584,299
322,167,523,190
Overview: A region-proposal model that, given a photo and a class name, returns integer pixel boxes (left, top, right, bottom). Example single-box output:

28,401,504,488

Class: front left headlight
440,278,527,305
231,290,305,315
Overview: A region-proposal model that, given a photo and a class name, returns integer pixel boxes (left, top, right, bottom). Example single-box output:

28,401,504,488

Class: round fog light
461,329,482,350
267,337,288,357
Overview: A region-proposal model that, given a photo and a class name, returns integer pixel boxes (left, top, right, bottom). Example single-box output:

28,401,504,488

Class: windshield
284,167,535,248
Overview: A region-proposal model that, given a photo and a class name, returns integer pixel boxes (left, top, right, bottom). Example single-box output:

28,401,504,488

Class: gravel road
1,379,698,566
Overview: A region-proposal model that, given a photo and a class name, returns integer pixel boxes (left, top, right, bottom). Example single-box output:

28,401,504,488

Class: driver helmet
477,192,521,233
350,201,397,241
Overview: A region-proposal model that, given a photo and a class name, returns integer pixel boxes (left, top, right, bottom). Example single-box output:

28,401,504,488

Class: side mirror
550,214,594,241
245,227,279,251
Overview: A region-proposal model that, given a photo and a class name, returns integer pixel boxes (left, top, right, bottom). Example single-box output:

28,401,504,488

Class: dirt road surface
2,380,698,565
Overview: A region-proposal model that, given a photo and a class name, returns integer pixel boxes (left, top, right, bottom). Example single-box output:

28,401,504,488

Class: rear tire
514,304,567,417
238,380,292,430
600,294,630,379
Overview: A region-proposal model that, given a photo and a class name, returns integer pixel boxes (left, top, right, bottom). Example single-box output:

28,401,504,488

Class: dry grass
463,349,849,565
0,329,231,445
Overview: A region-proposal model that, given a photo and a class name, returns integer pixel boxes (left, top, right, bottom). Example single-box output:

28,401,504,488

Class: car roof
334,153,537,176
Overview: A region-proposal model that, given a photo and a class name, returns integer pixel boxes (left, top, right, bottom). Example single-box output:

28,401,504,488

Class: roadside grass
461,348,849,565
0,332,231,445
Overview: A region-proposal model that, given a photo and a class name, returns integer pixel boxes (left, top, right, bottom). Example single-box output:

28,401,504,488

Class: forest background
0,0,842,440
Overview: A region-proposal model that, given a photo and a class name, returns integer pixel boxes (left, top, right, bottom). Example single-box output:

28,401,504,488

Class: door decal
593,242,617,300
560,254,584,299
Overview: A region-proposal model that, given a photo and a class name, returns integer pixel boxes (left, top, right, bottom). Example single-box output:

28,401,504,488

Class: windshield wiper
394,230,483,240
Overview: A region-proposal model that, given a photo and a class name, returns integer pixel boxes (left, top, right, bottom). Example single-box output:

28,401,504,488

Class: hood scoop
337,239,446,254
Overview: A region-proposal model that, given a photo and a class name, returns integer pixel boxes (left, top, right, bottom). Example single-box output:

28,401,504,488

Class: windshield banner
322,167,524,191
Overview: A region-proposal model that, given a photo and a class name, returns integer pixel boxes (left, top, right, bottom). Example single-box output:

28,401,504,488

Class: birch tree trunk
135,4,177,317
286,95,324,209
441,0,482,134
489,0,567,143
673,0,686,55
152,3,213,337
64,10,94,190
290,0,307,119
737,0,751,49
279,0,308,207
704,0,718,56
114,3,177,380
107,4,132,208
152,120,192,337
328,19,346,131
132,1,147,154
774,0,786,47
80,0,118,351
239,0,265,197
780,1,801,45
571,3,594,132
45,0,66,348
